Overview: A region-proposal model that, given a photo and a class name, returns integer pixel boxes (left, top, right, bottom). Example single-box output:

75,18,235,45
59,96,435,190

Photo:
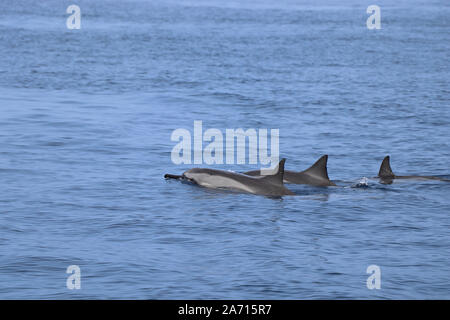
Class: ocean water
0,0,449,299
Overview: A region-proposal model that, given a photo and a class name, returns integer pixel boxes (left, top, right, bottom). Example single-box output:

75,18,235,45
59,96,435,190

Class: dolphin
164,158,295,197
243,155,336,187
377,155,450,184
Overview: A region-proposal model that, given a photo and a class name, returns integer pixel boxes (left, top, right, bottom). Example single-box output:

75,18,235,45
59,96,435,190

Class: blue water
1,0,449,299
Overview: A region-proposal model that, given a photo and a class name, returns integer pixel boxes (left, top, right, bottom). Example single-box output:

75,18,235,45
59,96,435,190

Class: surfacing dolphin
378,155,450,184
164,158,295,197
243,155,336,187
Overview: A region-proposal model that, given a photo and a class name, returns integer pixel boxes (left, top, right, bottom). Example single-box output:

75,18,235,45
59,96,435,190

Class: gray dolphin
243,155,336,187
378,155,450,184
164,158,295,197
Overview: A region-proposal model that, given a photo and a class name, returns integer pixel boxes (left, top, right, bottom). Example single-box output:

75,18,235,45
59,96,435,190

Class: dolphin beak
164,174,183,180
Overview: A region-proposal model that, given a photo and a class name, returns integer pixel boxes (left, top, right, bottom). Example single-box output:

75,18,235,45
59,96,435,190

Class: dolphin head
182,168,214,184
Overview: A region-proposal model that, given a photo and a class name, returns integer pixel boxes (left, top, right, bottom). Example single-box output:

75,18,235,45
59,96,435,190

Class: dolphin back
258,158,286,186
378,156,395,178
301,155,332,181
243,155,335,186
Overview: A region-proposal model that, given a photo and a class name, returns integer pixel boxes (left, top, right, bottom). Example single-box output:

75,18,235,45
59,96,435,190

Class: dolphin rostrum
243,155,336,187
378,155,450,184
164,158,295,197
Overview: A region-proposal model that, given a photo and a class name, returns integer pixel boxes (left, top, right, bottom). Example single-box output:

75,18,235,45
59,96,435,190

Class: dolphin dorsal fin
303,155,331,180
378,156,395,178
261,158,286,185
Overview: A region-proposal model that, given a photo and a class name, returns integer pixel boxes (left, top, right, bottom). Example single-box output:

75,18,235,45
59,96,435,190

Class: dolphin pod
165,155,449,196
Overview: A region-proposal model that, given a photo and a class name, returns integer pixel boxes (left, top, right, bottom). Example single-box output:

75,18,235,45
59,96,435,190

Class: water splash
352,177,370,188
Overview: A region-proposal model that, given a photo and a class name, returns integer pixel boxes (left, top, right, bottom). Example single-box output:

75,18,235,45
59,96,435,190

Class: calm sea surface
0,0,449,299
